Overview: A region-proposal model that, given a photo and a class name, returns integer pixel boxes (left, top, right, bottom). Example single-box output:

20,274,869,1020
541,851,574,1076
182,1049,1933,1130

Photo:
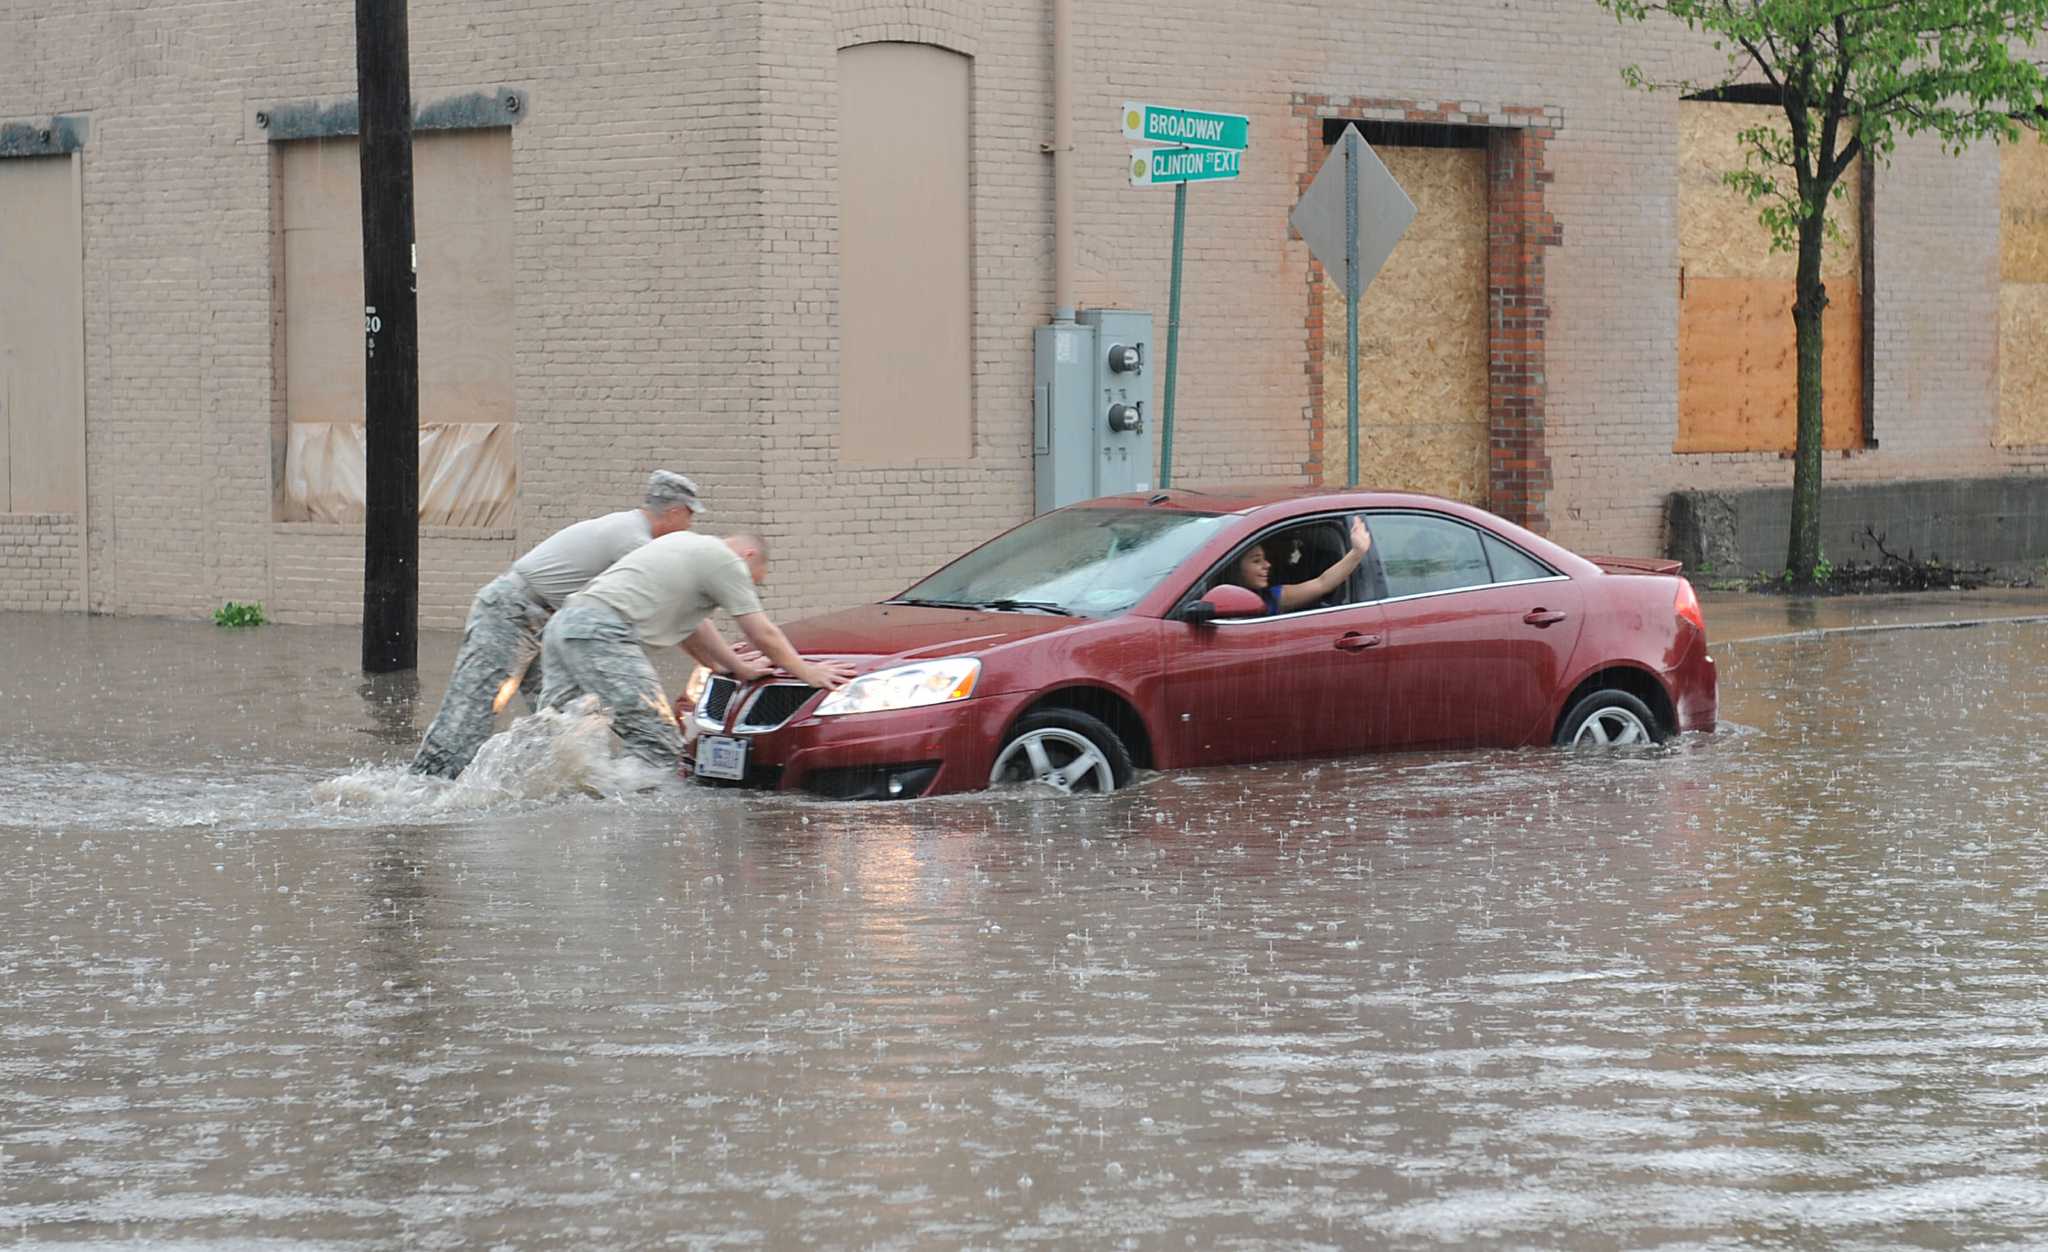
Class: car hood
778,603,1085,671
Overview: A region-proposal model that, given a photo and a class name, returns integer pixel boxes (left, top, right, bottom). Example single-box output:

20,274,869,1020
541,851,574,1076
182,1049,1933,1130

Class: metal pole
1344,129,1360,487
1051,0,1075,322
1160,178,1187,489
356,0,419,673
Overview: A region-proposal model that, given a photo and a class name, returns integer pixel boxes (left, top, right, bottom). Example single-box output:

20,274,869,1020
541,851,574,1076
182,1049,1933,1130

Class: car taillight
1675,577,1705,633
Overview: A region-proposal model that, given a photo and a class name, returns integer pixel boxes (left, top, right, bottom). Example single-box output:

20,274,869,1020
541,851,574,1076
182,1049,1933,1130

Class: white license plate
695,735,748,781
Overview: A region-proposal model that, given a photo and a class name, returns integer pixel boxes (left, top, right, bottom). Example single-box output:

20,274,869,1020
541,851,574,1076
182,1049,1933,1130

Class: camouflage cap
646,470,706,516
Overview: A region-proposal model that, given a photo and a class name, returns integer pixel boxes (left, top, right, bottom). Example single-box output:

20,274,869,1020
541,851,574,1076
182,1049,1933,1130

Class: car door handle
1523,609,1568,627
1334,632,1383,652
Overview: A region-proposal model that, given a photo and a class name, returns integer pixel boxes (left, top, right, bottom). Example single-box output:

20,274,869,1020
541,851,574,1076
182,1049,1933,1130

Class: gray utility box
1032,309,1155,514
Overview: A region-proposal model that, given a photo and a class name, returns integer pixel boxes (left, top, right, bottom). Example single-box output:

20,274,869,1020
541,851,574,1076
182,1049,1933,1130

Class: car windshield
894,507,1228,617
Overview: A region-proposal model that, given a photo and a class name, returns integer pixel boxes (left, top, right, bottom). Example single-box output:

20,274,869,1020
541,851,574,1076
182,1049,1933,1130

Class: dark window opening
1682,83,1785,106
1321,118,1488,150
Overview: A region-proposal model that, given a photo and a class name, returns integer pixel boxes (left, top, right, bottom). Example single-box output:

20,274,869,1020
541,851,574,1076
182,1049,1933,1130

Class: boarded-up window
0,155,85,513
1677,100,1864,453
838,42,973,465
279,128,516,524
1324,143,1489,504
1999,135,2048,447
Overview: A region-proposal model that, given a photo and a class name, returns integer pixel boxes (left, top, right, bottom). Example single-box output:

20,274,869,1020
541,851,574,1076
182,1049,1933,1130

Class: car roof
1080,484,1475,516
1079,483,1605,595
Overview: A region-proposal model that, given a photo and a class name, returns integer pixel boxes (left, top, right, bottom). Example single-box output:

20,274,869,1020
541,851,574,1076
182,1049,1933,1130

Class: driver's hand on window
1348,516,1373,555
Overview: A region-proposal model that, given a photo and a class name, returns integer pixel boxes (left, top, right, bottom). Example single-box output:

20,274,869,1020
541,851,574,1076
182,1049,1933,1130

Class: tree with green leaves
1597,0,2048,586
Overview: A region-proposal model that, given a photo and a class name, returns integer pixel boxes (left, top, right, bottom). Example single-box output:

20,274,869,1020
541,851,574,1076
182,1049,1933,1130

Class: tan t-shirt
575,531,763,647
510,508,652,609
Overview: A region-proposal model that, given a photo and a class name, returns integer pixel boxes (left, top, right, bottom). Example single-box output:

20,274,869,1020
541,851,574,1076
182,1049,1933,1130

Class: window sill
271,522,517,541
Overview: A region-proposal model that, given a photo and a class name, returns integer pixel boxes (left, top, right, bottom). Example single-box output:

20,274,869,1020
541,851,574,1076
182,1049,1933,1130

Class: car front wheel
1555,689,1667,748
989,709,1134,794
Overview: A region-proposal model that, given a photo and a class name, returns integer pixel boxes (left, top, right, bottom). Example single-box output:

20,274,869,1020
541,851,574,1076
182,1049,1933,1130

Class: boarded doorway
1321,140,1489,503
0,154,85,514
1676,100,1865,453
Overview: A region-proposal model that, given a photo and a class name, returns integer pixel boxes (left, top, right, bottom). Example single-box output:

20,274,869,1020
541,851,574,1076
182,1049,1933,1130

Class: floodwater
4,608,2048,1248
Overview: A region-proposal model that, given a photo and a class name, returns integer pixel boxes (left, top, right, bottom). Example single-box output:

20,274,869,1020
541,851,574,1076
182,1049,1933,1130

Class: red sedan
679,487,1717,800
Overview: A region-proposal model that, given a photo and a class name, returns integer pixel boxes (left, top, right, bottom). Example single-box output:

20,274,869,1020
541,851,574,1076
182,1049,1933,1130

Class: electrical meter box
1032,310,1155,514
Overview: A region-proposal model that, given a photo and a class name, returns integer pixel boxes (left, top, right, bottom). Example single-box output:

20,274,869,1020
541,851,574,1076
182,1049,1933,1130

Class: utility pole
356,0,419,672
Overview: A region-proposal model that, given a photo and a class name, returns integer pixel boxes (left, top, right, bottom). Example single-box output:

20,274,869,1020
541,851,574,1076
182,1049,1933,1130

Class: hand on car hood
775,602,1082,674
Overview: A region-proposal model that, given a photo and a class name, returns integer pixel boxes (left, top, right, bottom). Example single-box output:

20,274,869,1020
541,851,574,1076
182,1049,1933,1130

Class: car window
1370,513,1491,598
1193,517,1368,614
1483,533,1555,583
897,507,1229,617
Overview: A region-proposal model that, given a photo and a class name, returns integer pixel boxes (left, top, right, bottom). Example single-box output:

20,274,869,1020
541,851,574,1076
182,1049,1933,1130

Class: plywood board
2001,134,2048,284
1998,283,2048,446
1324,144,1488,503
1998,135,2048,446
1676,276,1864,453
1679,100,1859,282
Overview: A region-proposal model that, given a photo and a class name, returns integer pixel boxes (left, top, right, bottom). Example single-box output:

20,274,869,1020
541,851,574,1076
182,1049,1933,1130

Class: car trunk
1585,555,1684,576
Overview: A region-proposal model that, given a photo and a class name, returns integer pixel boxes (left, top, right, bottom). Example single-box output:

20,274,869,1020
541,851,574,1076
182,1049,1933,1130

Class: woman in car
1228,515,1374,614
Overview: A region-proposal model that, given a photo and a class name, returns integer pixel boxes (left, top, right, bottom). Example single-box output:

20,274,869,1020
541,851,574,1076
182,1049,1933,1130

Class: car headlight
683,664,711,708
814,657,980,717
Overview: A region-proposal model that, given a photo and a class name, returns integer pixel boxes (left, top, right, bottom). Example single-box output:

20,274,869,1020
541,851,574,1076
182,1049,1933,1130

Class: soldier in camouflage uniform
408,470,707,779
539,531,854,771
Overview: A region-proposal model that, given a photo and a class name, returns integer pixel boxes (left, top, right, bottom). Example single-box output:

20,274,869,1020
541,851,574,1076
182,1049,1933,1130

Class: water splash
315,697,677,816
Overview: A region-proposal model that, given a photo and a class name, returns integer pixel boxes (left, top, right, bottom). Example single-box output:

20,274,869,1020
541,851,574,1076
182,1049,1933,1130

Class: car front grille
698,676,738,723
739,683,818,731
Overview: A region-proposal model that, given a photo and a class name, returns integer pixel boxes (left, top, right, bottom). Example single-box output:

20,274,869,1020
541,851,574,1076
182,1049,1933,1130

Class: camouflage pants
409,571,550,778
538,596,684,770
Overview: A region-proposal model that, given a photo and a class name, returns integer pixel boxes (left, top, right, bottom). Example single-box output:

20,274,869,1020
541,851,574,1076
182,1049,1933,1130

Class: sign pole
1343,129,1361,487
1160,180,1186,489
356,0,419,673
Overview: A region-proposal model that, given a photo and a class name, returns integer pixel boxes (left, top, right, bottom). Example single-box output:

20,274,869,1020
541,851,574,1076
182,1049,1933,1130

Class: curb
1720,614,2048,648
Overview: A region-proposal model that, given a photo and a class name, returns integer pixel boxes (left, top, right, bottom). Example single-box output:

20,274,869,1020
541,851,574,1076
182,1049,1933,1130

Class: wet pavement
5,596,2048,1248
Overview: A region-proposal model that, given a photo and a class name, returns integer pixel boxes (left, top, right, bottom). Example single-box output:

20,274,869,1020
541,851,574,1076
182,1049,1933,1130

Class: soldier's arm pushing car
732,613,851,691
681,620,772,683
714,534,853,692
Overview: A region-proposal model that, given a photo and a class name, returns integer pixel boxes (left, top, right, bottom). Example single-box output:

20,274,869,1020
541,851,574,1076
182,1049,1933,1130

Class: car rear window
1372,514,1491,598
1483,533,1555,583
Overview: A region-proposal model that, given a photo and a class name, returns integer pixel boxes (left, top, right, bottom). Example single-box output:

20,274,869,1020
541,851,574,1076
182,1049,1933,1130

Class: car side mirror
1183,584,1265,624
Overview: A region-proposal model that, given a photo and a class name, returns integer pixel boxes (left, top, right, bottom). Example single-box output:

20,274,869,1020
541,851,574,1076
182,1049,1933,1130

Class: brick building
2,0,2044,625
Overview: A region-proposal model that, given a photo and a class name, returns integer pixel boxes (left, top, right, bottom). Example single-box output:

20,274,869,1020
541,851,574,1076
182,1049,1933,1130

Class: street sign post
1289,124,1416,486
1124,102,1249,487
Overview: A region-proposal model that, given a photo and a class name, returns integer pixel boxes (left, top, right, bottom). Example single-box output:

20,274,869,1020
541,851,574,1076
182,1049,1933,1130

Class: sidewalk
1701,586,2048,645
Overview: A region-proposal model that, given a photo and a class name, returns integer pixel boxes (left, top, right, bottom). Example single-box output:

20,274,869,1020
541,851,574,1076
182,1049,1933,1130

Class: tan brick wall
0,515,83,611
2,0,767,624
3,0,2043,629
267,525,519,626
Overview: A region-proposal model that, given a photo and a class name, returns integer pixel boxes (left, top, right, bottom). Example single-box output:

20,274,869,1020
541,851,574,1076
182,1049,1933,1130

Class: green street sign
1129,145,1243,187
1121,101,1249,152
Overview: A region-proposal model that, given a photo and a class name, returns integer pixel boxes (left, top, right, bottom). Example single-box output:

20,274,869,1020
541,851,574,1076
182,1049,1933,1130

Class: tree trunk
1785,213,1828,587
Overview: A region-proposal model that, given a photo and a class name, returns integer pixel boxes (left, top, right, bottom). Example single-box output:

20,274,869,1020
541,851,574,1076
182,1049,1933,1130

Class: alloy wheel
990,727,1117,794
1570,705,1653,747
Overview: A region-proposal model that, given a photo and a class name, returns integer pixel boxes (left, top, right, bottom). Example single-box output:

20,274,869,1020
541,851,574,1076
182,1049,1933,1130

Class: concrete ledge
1667,477,2048,577
272,523,517,541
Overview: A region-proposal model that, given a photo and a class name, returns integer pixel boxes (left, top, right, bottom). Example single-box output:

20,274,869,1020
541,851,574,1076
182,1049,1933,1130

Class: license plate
695,735,748,781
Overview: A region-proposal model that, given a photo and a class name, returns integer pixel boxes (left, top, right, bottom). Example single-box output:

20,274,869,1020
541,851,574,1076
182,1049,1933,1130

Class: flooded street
5,605,2048,1248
